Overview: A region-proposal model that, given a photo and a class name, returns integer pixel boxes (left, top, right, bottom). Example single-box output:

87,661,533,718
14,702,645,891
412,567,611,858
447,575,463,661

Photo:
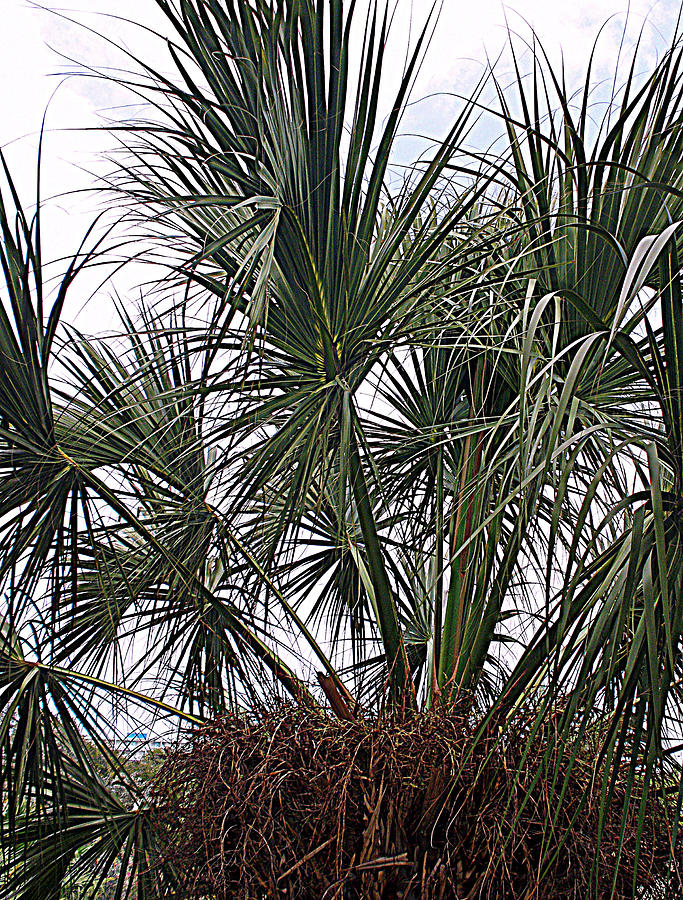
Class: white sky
0,0,680,329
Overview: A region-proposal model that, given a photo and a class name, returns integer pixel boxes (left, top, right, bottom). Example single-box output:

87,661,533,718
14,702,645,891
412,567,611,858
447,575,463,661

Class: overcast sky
0,0,680,328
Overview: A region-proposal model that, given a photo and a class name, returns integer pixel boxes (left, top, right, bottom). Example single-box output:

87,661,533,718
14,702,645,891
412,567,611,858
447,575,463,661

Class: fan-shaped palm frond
4,2,683,897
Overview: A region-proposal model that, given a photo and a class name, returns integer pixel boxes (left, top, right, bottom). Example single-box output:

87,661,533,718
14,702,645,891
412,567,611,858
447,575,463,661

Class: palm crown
2,1,683,896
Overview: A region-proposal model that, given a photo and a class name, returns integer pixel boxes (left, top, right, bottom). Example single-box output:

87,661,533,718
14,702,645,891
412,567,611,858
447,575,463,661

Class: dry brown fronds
152,703,681,899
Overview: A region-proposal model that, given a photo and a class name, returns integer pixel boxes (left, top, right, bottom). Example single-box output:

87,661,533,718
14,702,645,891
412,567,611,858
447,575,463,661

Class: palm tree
2,0,683,896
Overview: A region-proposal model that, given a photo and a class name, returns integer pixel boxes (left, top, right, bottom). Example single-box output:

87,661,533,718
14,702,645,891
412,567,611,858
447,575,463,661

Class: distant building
123,730,163,757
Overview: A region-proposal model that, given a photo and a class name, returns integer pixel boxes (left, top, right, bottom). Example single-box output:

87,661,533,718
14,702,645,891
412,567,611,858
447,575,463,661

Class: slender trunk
430,451,444,703
438,358,486,694
349,431,414,707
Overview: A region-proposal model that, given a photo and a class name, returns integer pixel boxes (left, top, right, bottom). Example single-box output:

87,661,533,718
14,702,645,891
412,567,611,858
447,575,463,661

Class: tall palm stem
438,359,487,691
430,449,445,702
349,429,414,705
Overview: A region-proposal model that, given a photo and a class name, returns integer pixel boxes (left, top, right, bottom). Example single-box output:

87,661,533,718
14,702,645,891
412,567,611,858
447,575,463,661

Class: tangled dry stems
153,703,681,899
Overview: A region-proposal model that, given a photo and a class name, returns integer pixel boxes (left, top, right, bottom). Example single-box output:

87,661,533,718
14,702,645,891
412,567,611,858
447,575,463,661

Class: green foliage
1,1,683,896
